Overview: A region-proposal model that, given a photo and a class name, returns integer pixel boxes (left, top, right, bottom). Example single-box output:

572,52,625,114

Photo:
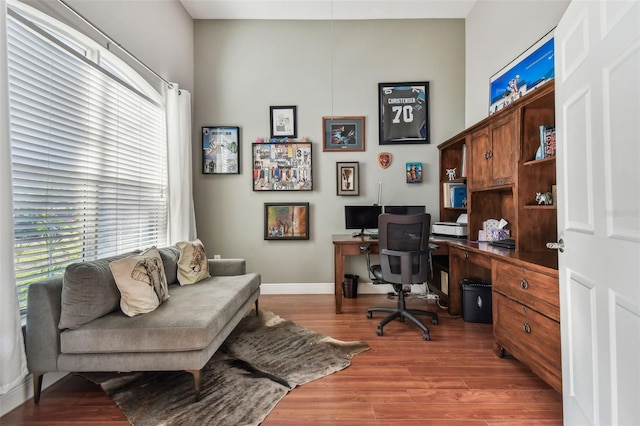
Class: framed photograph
489,28,554,115
322,116,365,152
264,202,310,240
406,162,423,183
270,106,297,138
378,81,429,145
252,142,312,191
202,126,240,174
336,162,359,196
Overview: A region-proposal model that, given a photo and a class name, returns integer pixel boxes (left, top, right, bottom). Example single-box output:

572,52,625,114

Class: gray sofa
25,245,261,403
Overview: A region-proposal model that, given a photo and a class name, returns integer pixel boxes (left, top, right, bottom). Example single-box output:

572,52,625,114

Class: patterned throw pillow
176,239,211,285
109,246,170,317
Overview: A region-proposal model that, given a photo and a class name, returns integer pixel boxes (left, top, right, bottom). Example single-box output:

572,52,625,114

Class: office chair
366,213,438,340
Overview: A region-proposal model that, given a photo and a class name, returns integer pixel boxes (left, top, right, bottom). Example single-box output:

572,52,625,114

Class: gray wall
193,19,466,287
465,0,570,125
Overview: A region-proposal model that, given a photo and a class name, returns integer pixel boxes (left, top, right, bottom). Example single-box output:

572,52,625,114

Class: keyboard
490,239,516,249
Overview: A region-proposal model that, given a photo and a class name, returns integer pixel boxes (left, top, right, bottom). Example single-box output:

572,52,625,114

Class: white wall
465,0,570,125
193,19,466,286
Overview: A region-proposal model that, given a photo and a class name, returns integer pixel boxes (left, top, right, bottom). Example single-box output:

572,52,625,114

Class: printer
432,214,468,237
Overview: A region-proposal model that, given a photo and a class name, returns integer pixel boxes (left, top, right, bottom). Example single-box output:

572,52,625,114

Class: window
6,6,168,312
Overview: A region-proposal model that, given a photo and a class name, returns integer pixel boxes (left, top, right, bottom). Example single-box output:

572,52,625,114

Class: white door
555,1,639,425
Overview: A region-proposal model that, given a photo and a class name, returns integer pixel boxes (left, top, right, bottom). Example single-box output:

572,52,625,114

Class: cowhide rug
84,310,370,426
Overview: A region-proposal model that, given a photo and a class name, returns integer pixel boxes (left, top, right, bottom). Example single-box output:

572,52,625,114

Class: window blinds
7,14,168,311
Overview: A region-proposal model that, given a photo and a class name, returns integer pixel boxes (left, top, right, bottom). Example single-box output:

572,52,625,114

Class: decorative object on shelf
336,162,359,196
264,202,310,240
252,142,312,191
406,162,423,183
489,28,555,115
322,116,365,152
269,106,297,138
445,168,457,180
202,126,240,174
539,124,556,158
377,152,392,169
536,192,553,205
378,81,430,145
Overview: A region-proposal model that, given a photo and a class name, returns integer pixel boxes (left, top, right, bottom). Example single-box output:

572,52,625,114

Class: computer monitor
344,205,382,236
383,205,426,215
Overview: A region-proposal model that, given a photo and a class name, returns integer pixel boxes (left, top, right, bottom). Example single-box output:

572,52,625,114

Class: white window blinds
7,13,168,312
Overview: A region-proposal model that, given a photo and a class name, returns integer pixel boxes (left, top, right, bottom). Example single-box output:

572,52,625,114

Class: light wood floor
2,294,563,425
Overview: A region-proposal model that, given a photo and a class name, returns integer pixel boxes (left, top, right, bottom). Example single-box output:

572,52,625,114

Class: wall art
252,142,312,191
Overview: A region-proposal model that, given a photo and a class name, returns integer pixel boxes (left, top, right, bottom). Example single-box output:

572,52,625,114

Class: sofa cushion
58,251,140,330
60,273,261,353
109,247,170,317
176,239,210,285
158,245,180,285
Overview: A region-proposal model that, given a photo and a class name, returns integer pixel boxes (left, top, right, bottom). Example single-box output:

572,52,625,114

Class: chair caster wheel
366,312,373,319
377,327,383,336
432,318,438,325
423,332,430,341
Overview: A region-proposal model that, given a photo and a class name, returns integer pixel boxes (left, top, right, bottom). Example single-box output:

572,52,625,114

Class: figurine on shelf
445,168,457,181
536,192,553,205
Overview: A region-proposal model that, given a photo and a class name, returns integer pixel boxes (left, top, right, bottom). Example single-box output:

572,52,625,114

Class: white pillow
176,239,211,285
109,246,170,317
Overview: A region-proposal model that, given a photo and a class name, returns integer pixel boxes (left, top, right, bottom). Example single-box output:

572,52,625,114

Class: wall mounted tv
344,205,382,236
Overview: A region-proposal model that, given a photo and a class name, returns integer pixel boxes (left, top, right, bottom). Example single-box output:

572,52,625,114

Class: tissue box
486,228,510,242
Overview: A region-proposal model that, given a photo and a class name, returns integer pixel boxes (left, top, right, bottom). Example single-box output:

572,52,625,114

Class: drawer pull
464,251,469,259
520,279,529,290
523,322,532,334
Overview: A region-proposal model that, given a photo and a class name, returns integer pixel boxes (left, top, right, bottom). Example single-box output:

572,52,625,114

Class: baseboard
0,372,67,417
260,282,392,295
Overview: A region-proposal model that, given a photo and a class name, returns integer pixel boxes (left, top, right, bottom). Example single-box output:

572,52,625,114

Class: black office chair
366,213,438,340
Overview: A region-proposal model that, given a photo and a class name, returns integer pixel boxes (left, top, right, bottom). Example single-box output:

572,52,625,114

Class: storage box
461,279,492,323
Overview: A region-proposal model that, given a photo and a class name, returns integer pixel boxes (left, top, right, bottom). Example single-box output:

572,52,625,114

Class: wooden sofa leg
186,369,202,401
32,372,44,404
255,299,259,315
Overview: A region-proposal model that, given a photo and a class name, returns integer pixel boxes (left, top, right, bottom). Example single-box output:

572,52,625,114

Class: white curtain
0,1,28,395
166,84,197,244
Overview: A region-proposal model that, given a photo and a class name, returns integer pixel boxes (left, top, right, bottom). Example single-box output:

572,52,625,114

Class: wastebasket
460,278,492,323
342,274,359,298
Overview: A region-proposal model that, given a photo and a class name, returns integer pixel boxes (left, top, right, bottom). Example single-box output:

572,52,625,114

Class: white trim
0,372,67,417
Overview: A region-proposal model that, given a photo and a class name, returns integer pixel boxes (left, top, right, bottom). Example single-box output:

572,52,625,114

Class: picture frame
489,28,555,115
252,142,312,191
270,105,297,138
264,202,310,240
322,116,365,152
336,162,360,196
378,81,429,145
202,126,240,174
406,162,423,183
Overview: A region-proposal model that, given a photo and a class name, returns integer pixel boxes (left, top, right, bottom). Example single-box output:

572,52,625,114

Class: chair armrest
207,258,246,276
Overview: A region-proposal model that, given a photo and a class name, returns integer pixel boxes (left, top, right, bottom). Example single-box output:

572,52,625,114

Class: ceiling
179,0,478,20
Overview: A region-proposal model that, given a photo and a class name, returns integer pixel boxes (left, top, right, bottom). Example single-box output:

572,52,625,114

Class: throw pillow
109,246,170,317
176,239,211,285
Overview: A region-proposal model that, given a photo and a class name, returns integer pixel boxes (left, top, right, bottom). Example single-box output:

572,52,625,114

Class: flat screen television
384,205,426,215
344,205,382,236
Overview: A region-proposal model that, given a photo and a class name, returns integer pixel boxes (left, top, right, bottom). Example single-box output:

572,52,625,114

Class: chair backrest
378,213,431,285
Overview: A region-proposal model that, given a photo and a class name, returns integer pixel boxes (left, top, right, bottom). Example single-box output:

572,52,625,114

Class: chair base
367,290,438,341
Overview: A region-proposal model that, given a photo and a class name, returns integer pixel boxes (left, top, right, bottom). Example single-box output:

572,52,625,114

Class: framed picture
336,162,359,196
202,126,240,174
270,106,297,138
264,202,310,240
378,81,429,145
489,28,554,115
406,162,423,183
322,116,365,152
252,142,312,191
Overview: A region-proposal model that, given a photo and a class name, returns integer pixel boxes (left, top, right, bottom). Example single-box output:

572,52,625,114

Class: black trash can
461,279,492,323
342,274,360,298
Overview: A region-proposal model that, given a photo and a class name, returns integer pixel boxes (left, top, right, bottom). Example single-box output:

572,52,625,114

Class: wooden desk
332,234,448,314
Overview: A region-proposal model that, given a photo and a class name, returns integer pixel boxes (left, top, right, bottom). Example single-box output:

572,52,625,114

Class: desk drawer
492,260,559,321
452,246,492,269
494,293,561,392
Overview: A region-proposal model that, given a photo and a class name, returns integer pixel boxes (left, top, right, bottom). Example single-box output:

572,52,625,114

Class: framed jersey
378,81,429,145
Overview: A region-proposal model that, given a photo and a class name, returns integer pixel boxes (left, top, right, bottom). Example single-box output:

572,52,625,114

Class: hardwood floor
2,294,563,425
